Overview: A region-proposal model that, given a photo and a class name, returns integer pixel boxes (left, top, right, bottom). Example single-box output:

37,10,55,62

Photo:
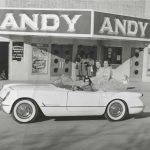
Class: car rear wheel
105,100,127,121
12,99,38,123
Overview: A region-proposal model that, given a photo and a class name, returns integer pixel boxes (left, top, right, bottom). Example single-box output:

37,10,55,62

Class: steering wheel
71,85,83,91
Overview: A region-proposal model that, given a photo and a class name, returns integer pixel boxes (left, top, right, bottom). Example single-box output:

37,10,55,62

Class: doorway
77,45,97,76
50,44,73,78
130,48,143,81
0,42,9,80
77,45,97,60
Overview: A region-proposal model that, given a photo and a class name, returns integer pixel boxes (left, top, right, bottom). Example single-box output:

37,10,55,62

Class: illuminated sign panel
0,8,92,36
94,11,150,39
1,8,150,40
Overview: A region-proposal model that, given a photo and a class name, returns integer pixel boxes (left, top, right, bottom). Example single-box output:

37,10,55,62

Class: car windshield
51,75,98,92
55,84,97,92
57,84,73,90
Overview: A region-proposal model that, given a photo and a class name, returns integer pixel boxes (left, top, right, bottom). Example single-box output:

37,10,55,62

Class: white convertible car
0,83,144,123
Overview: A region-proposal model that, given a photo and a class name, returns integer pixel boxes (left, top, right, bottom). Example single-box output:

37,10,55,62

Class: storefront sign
94,12,150,39
2,8,150,40
32,43,48,74
12,42,24,61
0,8,92,36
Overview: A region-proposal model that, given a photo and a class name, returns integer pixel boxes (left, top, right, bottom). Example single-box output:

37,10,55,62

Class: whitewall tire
105,100,127,121
12,99,38,123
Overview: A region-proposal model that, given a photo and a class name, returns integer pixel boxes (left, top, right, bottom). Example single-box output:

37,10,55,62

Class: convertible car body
0,83,144,123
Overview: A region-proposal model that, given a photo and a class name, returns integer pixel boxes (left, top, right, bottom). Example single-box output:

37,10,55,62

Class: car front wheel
12,99,38,123
105,100,127,121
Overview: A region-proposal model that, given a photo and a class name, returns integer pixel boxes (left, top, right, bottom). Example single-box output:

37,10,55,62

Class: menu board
32,43,49,74
12,42,24,61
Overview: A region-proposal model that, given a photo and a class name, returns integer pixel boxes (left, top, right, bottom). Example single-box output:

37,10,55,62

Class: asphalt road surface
0,91,150,150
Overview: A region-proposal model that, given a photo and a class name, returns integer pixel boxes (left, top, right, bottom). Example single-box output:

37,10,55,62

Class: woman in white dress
91,61,126,91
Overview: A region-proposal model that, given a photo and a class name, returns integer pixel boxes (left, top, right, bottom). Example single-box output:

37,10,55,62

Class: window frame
103,46,123,65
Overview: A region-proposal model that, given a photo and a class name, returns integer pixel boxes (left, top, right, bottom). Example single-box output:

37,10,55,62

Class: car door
67,91,100,115
33,86,68,116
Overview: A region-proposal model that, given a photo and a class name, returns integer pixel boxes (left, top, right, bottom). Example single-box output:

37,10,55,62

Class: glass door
51,44,62,76
61,45,73,76
50,44,73,77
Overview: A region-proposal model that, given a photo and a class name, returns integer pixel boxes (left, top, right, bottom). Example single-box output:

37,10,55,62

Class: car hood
1,83,58,91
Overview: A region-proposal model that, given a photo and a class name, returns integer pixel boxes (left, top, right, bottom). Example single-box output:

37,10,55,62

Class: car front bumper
1,103,11,114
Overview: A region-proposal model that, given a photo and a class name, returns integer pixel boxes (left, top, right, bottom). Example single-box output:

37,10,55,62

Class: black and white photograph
0,0,150,150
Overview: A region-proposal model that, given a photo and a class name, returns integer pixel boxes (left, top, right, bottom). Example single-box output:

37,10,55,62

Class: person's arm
96,68,103,78
103,67,111,80
91,59,95,66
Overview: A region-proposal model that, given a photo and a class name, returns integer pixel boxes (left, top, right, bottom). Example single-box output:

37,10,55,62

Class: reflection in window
135,61,139,66
54,50,58,55
54,68,58,73
54,59,58,64
65,68,69,72
135,53,139,58
65,59,69,64
104,47,122,64
65,50,69,55
134,70,139,75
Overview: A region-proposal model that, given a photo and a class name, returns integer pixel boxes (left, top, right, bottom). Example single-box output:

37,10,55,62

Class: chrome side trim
130,106,144,108
40,105,106,108
1,104,10,106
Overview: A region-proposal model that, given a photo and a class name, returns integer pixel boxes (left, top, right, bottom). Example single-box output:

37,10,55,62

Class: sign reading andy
1,8,150,40
0,8,91,36
94,12,150,39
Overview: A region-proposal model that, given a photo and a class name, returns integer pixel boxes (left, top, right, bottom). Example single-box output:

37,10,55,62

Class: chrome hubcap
109,102,123,118
16,103,33,119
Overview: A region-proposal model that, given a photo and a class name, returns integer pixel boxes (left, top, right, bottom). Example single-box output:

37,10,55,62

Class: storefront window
147,48,150,76
54,68,58,73
54,59,58,64
135,61,139,66
32,43,49,74
134,70,139,75
104,47,122,65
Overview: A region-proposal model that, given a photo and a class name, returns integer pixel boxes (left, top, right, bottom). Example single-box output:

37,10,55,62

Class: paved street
0,82,150,150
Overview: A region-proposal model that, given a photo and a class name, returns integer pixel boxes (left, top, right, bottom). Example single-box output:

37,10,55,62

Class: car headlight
3,91,10,101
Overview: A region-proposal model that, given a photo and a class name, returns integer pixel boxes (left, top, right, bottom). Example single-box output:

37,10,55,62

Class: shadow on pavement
35,113,52,123
131,112,150,119
54,115,106,121
35,115,106,122
35,112,150,123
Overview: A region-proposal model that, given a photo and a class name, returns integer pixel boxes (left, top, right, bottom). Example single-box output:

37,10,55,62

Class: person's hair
103,60,110,66
83,76,92,85
96,60,100,62
75,53,81,62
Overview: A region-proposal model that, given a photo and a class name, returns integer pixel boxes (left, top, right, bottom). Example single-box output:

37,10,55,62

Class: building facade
0,0,150,82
